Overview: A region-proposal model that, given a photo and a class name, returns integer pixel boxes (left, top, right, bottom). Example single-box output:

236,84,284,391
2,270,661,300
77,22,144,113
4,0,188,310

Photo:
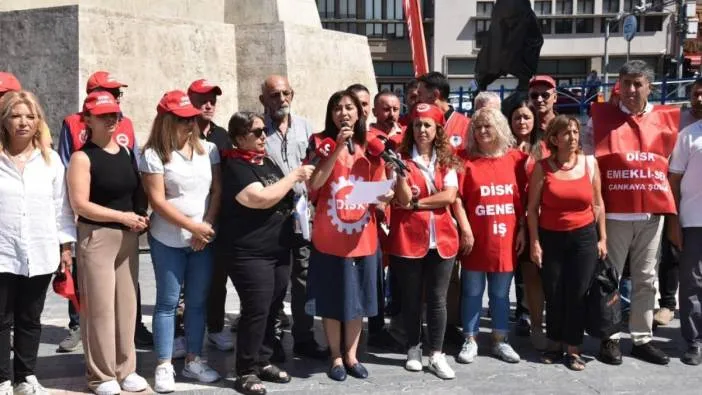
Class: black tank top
78,141,142,229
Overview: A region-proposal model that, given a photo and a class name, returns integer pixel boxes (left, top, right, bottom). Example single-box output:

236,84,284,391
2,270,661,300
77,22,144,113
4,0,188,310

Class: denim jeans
149,234,214,361
461,270,513,337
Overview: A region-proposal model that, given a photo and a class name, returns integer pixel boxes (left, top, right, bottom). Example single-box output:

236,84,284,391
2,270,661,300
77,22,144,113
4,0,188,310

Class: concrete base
0,0,376,142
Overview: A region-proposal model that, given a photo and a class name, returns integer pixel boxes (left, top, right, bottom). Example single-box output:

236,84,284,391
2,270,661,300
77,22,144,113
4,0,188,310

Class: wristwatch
411,199,419,211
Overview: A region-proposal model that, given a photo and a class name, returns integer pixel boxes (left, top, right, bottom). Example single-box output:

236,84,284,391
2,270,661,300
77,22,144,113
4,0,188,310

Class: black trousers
225,252,291,376
289,244,315,343
540,223,598,346
680,227,702,345
368,247,386,334
0,273,52,383
390,251,454,352
658,236,680,310
207,248,230,333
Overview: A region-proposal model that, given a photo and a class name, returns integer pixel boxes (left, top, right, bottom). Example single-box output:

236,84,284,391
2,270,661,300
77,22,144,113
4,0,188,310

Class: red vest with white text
310,134,385,258
387,160,459,259
445,111,471,157
460,149,526,272
64,113,135,152
591,103,678,214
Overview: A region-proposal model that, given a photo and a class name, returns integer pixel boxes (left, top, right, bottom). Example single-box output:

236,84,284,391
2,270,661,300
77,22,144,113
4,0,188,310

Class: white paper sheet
345,180,395,205
295,196,311,241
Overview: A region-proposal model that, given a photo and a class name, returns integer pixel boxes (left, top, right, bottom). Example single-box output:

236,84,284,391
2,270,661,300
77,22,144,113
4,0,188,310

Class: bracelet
411,199,419,210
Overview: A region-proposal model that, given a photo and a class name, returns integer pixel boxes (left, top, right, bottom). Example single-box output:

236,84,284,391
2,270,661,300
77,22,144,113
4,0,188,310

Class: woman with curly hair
453,107,528,365
387,103,462,379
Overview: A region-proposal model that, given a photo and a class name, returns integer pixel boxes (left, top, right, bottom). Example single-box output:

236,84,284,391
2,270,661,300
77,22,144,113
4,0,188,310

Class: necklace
554,155,577,171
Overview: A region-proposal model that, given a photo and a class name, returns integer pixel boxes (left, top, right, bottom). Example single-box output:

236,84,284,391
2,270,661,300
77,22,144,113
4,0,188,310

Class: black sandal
540,350,564,364
235,374,267,395
259,365,291,384
565,353,586,371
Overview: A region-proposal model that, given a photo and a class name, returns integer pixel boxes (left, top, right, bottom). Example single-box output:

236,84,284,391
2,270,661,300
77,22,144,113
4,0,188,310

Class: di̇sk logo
115,133,130,147
326,175,371,234
415,103,431,113
410,184,421,198
449,135,462,148
78,129,88,144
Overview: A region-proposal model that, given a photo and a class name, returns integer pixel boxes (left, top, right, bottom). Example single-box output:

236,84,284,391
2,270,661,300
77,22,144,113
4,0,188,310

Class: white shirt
0,149,76,277
582,101,655,221
411,147,458,248
669,121,702,227
139,141,220,248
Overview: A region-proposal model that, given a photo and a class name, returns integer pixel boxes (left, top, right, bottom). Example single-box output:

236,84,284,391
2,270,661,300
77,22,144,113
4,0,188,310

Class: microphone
367,137,408,177
307,137,337,166
342,121,355,154
372,136,410,174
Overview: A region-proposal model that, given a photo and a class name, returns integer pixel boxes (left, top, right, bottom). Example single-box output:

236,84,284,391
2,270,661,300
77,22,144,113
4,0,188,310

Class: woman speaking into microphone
305,89,394,382
386,103,462,379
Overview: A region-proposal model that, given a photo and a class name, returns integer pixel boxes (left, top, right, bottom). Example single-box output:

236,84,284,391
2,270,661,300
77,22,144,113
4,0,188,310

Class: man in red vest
416,72,470,158
56,71,152,352
583,60,678,366
369,90,404,139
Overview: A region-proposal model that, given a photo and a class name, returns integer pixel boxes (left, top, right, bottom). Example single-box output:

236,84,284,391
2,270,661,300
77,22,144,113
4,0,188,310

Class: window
537,58,588,75
475,20,491,48
601,18,621,33
623,0,635,12
650,0,664,12
644,15,664,32
602,0,619,14
533,0,552,15
373,61,415,77
555,0,573,15
386,0,404,37
476,1,493,17
554,19,573,34
575,18,594,33
577,0,594,14
365,0,383,36
317,0,335,18
447,58,478,75
538,18,553,34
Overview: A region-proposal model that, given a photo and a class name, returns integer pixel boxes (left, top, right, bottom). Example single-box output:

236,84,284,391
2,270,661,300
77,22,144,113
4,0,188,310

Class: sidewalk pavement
35,253,702,394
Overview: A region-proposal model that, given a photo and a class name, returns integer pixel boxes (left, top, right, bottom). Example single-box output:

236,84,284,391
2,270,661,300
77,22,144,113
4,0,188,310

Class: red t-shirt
538,157,595,231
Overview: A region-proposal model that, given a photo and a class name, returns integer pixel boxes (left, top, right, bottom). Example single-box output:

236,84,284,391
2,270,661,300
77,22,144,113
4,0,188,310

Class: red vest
460,149,526,272
310,134,386,258
591,103,678,214
387,160,459,259
445,111,471,157
64,113,136,152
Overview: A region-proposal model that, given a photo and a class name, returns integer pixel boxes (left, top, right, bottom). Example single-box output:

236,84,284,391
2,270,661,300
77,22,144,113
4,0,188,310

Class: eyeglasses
250,127,265,138
530,92,552,101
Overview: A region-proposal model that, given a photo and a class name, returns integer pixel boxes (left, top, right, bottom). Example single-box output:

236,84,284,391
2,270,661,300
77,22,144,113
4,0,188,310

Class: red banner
403,0,429,76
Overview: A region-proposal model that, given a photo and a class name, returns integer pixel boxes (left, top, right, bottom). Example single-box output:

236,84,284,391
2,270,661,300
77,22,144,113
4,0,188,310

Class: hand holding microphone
340,121,355,154
367,137,409,177
305,137,337,166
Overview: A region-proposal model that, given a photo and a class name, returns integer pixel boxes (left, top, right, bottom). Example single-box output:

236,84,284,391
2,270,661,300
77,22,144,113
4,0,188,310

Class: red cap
86,71,128,93
529,75,556,89
188,79,222,95
157,90,202,117
83,91,121,115
0,72,21,93
53,271,80,312
410,103,445,127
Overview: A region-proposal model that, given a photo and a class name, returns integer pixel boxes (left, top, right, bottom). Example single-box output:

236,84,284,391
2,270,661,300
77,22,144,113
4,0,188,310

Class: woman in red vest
387,103,461,379
527,115,606,371
453,107,527,365
305,90,393,382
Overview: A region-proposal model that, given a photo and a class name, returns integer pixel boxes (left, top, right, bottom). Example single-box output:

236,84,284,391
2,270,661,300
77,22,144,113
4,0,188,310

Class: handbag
585,258,623,339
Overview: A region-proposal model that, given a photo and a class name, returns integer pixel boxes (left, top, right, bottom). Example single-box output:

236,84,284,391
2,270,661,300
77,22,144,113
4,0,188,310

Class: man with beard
369,91,404,139
260,75,328,361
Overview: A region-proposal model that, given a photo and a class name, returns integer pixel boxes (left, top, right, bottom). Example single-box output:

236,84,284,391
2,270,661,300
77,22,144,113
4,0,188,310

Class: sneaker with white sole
427,353,455,380
154,363,176,393
0,380,10,395
13,376,49,395
207,330,234,351
405,345,423,372
172,336,187,359
182,356,221,383
93,380,120,395
456,338,478,364
492,340,521,363
120,372,148,392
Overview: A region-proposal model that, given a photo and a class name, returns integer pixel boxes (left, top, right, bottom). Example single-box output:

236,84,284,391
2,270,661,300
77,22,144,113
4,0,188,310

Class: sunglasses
250,127,265,138
175,116,197,124
530,91,552,100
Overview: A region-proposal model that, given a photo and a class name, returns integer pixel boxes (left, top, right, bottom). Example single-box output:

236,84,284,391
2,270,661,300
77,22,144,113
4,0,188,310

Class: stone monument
0,0,377,142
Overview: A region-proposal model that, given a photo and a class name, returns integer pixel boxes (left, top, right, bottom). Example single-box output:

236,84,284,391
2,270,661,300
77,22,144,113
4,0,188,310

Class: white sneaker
93,380,120,395
182,356,221,383
427,353,455,380
154,363,176,393
492,340,521,363
457,338,478,364
172,336,187,359
120,372,147,392
207,330,234,351
0,380,11,395
13,376,49,395
405,345,423,372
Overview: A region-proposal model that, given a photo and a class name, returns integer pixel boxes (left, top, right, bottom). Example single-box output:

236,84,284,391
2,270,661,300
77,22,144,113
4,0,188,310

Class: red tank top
538,156,595,231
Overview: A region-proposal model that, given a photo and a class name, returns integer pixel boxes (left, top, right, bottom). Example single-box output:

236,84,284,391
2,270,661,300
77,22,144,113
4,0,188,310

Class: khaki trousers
605,216,664,345
76,222,139,391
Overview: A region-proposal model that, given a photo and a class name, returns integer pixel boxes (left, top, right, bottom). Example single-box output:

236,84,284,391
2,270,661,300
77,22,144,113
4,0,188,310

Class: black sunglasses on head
530,91,552,100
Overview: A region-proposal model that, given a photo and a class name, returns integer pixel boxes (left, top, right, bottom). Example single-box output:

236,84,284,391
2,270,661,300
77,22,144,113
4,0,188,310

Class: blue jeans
149,234,214,361
461,270,513,337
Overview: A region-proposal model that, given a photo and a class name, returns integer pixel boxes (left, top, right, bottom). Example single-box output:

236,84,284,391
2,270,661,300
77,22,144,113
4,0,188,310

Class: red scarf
221,148,266,165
